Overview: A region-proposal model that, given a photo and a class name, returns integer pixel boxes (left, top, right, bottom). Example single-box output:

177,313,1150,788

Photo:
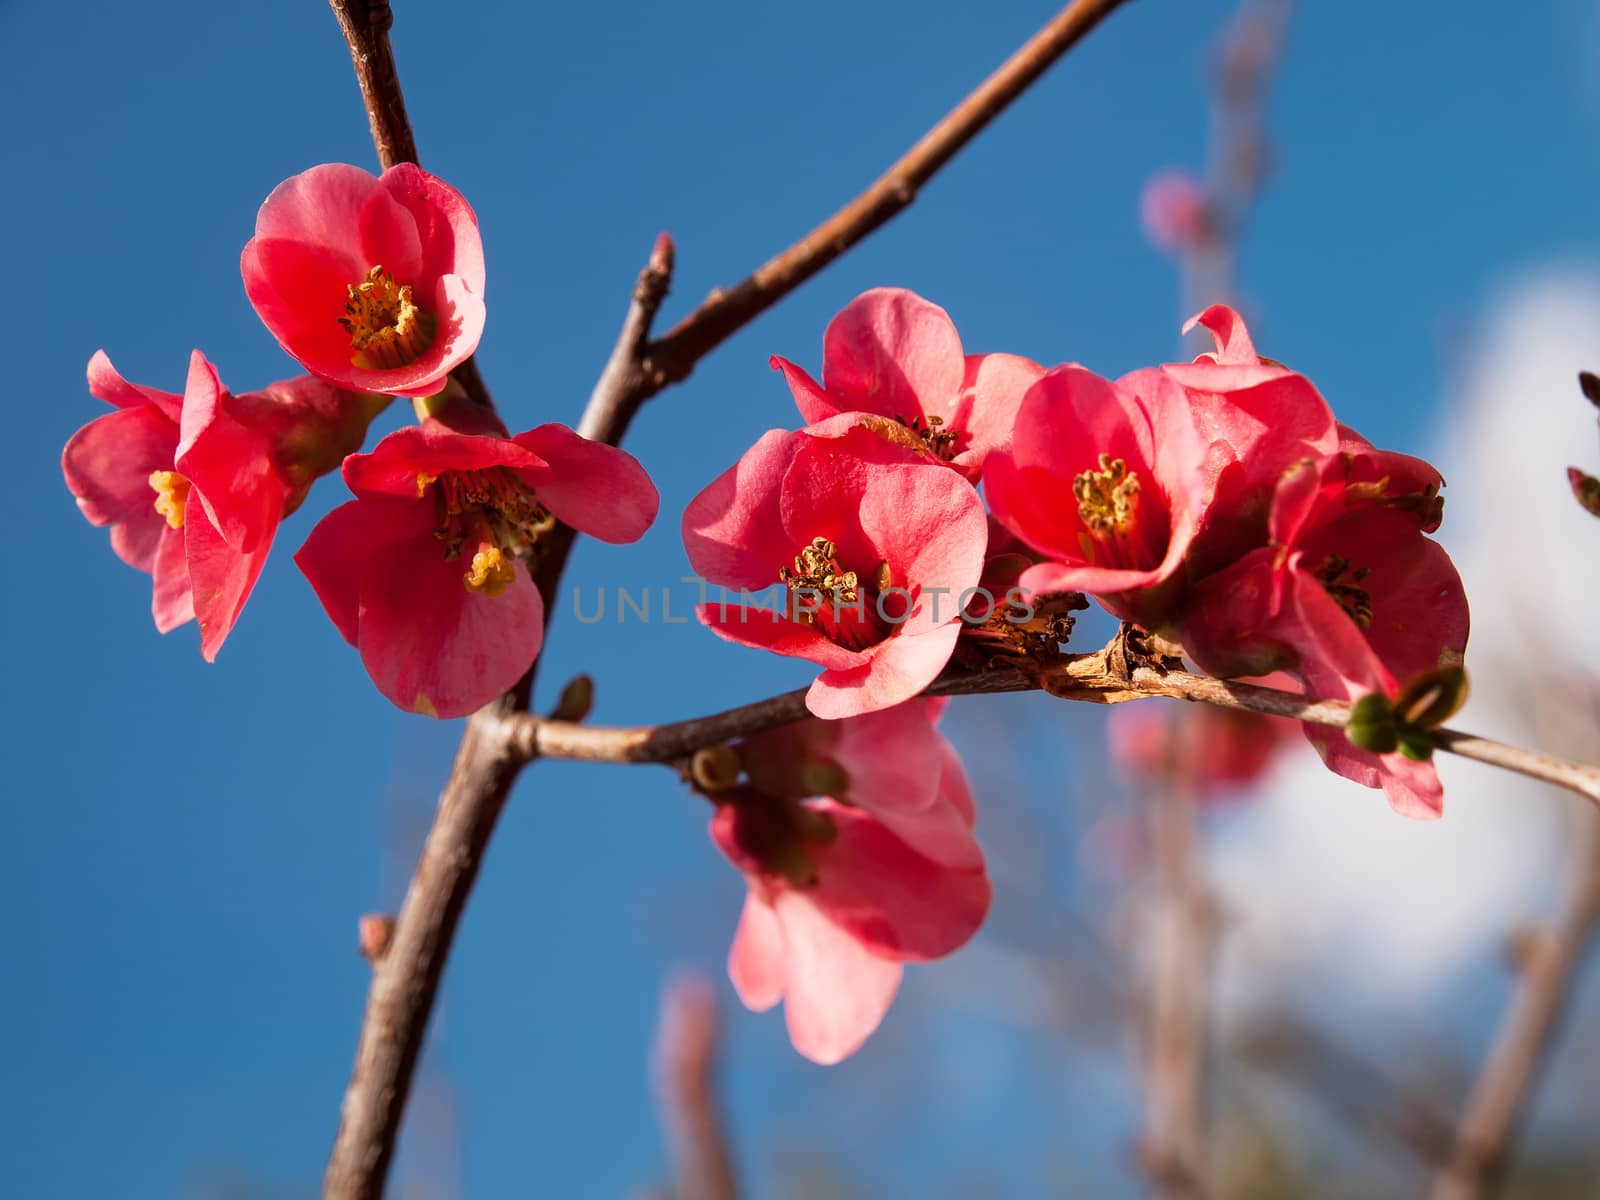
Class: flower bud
1345,692,1399,754
691,744,742,793
1392,665,1470,731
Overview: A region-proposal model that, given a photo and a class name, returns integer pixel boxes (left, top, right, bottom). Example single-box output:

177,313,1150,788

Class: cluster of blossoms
64,163,657,715
64,163,1467,1063
684,289,1466,1056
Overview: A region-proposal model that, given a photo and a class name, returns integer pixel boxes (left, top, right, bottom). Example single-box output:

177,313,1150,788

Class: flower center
779,537,859,617
339,265,438,370
893,413,960,461
777,536,896,650
417,467,554,596
1314,553,1373,628
1074,454,1140,533
148,470,191,530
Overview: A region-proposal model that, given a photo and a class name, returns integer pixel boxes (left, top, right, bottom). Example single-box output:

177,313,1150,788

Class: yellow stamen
1073,454,1140,533
339,265,438,370
415,471,437,498
779,537,858,621
464,545,517,597
1315,554,1373,629
148,470,191,530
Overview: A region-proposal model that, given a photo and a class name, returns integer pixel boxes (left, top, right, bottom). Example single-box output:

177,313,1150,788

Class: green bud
690,744,742,793
549,674,595,723
1392,665,1470,730
1345,692,1398,754
1569,468,1600,518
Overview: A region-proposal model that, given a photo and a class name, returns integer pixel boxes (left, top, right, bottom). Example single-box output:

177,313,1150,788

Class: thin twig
652,975,739,1200
320,4,1133,1196
1430,813,1600,1200
597,0,1137,421
1139,721,1213,1198
504,656,1600,812
327,0,417,169
323,711,525,1199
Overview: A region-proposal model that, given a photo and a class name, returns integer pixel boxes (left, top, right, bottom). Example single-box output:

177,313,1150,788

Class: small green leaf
1397,729,1436,762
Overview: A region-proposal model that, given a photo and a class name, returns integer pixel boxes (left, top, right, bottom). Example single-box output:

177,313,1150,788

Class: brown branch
652,974,739,1200
1430,814,1600,1200
323,711,525,1199
595,0,1137,423
1139,725,1215,1198
320,4,1133,1196
327,0,417,169
505,655,1600,812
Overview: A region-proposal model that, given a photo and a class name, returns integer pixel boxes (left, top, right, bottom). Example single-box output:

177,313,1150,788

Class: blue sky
7,0,1600,1196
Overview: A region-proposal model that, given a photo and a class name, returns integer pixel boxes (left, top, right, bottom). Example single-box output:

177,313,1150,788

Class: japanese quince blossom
770,288,1043,480
984,364,1208,628
62,350,377,659
1161,305,1341,573
296,419,658,718
1180,433,1466,818
709,700,989,1063
242,163,485,398
681,423,988,718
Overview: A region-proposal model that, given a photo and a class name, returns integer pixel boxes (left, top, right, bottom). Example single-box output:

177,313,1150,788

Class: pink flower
1180,439,1466,818
681,423,988,718
770,288,1043,479
1139,169,1213,255
296,420,657,718
984,365,1208,627
242,163,486,398
1163,306,1341,573
63,350,376,659
710,704,989,1063
739,698,981,869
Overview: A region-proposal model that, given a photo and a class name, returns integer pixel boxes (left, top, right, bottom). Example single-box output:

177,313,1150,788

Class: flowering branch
325,0,493,411
505,653,1600,812
1430,813,1600,1200
320,3,1135,1196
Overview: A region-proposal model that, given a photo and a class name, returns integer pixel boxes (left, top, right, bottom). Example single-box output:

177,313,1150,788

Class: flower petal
62,404,178,571
184,498,272,662
513,424,658,544
771,889,903,1065
357,531,545,718
822,288,965,426
726,891,786,1013
697,604,871,671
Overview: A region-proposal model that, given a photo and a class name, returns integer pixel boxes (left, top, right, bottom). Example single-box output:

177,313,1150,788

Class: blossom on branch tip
681,422,988,718
1180,440,1468,818
242,163,486,398
1162,305,1341,573
771,288,1043,480
63,350,380,659
295,420,658,718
